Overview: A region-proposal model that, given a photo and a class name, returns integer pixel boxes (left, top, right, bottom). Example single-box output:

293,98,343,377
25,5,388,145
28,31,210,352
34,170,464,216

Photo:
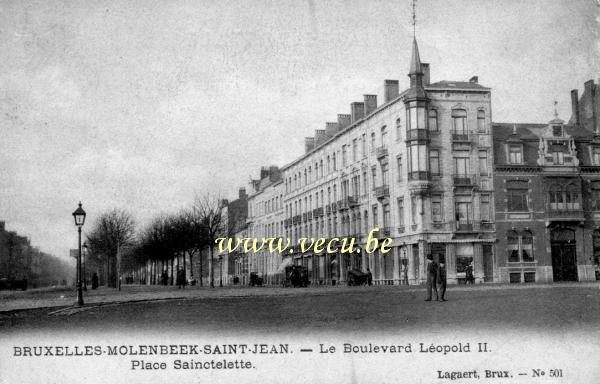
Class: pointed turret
405,38,427,100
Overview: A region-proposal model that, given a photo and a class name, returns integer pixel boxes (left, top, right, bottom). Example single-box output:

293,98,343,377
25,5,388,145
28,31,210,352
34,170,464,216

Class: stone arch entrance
550,228,578,282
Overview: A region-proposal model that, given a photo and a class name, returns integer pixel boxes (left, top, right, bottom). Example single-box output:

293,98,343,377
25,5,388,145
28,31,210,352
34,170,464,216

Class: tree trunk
199,249,203,286
209,244,214,288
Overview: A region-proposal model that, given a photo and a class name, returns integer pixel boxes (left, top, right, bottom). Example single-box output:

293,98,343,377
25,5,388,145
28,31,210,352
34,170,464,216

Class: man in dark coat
425,254,438,301
91,273,99,290
437,262,447,301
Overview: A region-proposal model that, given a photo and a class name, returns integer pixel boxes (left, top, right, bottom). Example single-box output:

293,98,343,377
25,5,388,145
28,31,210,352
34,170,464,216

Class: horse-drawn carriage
346,269,369,286
284,265,309,287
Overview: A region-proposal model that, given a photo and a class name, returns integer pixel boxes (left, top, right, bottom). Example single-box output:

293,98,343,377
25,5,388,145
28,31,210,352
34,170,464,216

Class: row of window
505,181,582,212
285,108,488,193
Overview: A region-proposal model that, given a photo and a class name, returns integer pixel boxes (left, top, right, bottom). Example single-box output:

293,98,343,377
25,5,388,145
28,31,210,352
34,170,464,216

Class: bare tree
86,209,136,290
193,193,227,288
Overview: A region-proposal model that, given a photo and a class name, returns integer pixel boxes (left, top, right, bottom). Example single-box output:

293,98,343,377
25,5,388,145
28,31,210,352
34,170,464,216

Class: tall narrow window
372,205,379,228
396,118,402,141
362,171,367,195
507,230,519,262
428,109,438,132
454,155,470,176
397,198,405,227
361,133,366,158
452,109,467,134
342,145,347,167
507,180,528,212
333,153,337,171
381,126,388,147
521,230,534,261
397,156,403,181
381,162,389,185
411,196,418,225
480,194,490,221
352,139,358,161
383,204,390,228
479,150,488,175
371,132,376,150
477,109,485,132
591,182,600,210
430,150,440,176
431,195,442,223
327,156,331,173
371,166,377,187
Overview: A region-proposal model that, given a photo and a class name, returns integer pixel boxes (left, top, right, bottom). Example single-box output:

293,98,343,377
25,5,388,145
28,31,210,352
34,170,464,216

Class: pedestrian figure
91,273,99,290
425,254,438,301
176,268,186,289
437,262,447,301
366,268,373,286
465,261,474,284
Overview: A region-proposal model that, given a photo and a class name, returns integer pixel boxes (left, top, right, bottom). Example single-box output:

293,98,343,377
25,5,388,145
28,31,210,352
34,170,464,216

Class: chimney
260,167,269,179
315,129,328,146
305,137,315,153
350,102,365,123
422,63,430,86
384,79,399,103
585,80,597,132
337,114,351,130
239,188,247,199
571,89,580,125
325,122,338,137
469,76,478,84
363,95,377,116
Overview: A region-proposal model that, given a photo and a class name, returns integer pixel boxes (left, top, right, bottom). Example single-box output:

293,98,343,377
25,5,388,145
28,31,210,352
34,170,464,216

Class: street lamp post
219,255,223,287
83,243,88,291
72,202,86,306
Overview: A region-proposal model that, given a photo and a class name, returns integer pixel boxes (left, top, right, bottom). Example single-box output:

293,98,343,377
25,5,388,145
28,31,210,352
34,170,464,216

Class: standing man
437,261,447,301
425,254,438,301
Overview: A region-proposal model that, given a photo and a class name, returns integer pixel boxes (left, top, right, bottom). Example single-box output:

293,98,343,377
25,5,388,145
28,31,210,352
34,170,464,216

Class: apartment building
243,38,496,285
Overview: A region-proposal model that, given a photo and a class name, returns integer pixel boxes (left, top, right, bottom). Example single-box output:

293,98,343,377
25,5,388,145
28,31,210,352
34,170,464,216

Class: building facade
240,39,497,285
493,79,600,283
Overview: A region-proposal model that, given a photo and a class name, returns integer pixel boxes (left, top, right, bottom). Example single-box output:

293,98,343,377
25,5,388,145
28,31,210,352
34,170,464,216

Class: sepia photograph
0,0,599,383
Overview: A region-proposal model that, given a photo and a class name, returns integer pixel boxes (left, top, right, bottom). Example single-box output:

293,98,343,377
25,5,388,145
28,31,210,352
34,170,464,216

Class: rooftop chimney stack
384,79,399,103
469,76,478,84
337,114,351,130
422,63,430,86
305,137,315,153
571,89,580,126
363,95,378,116
350,102,365,123
314,129,328,146
239,187,247,199
325,122,339,137
585,80,597,133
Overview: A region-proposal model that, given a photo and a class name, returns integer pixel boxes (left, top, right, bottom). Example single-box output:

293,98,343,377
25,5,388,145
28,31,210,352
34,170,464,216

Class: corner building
245,38,496,285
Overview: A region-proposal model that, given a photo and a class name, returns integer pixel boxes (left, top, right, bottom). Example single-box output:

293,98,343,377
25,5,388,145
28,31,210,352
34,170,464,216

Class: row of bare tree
85,194,228,289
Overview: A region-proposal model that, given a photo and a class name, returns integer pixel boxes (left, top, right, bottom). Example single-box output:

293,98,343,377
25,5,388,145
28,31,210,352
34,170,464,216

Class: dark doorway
551,228,578,282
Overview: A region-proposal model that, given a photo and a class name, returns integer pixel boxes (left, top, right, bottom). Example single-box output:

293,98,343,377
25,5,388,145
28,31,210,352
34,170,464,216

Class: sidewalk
1,281,598,313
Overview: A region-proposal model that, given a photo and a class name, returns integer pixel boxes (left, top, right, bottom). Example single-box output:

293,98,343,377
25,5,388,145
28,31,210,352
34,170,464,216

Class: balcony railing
307,211,313,220
326,205,331,215
453,174,475,186
546,208,585,221
313,207,324,218
452,132,471,142
397,225,405,234
408,171,430,181
373,185,390,199
406,129,430,142
302,213,308,222
292,215,301,225
381,226,391,237
337,199,349,211
375,146,389,159
347,196,359,207
330,202,337,211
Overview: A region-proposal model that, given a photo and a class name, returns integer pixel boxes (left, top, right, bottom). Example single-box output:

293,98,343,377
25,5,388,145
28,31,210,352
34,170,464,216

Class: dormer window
552,125,562,137
508,144,523,164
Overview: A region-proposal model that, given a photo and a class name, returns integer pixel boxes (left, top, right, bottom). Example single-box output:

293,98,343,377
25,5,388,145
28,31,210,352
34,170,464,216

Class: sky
0,0,599,260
